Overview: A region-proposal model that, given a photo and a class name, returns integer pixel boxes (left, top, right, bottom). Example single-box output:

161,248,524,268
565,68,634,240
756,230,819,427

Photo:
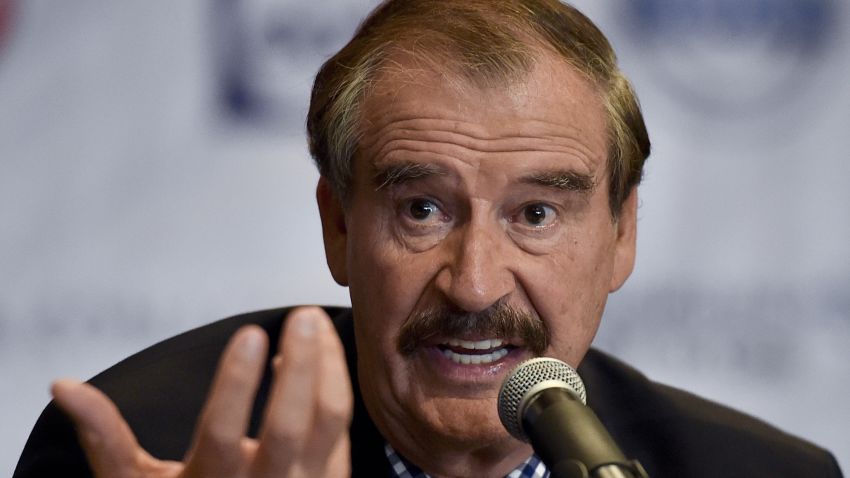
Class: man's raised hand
52,307,353,478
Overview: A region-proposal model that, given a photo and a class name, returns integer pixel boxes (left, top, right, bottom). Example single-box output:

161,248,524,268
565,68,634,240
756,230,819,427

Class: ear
609,187,638,292
316,176,349,286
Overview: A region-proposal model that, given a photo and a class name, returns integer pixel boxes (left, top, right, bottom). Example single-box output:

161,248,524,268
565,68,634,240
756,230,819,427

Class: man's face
318,53,637,463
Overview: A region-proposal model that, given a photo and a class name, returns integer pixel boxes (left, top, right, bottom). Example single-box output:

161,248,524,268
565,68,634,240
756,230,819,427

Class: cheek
345,217,437,350
346,217,446,404
528,229,615,300
520,235,616,364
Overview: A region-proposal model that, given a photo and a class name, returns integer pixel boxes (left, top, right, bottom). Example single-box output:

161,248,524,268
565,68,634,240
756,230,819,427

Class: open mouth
437,338,518,365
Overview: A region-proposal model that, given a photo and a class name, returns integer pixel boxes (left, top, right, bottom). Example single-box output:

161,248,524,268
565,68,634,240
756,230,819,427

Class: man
15,1,843,477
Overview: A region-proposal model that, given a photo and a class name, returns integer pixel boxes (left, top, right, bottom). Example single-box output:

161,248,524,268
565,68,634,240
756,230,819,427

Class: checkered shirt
385,443,549,478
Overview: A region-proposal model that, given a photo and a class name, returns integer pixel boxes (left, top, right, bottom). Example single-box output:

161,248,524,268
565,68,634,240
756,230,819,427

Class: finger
324,430,352,478
300,315,353,476
250,307,326,477
183,325,268,478
52,379,154,477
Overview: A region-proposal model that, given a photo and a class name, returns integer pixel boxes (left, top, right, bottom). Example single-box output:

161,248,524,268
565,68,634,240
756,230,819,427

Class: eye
409,198,439,221
401,198,451,229
518,203,557,228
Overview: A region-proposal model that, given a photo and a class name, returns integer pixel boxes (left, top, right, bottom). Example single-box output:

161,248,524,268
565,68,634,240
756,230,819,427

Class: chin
413,395,515,448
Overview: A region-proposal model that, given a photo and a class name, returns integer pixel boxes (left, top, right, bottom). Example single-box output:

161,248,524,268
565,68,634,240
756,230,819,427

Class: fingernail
238,328,264,359
292,310,319,337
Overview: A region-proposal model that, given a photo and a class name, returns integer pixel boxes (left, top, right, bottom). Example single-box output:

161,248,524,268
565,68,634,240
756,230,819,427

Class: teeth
442,347,509,365
445,338,504,350
440,337,509,365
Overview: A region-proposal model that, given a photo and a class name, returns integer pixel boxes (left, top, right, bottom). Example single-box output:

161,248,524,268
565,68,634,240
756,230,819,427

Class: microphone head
497,357,586,442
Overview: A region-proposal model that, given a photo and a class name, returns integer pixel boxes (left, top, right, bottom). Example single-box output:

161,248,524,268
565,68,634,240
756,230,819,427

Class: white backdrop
2,0,848,474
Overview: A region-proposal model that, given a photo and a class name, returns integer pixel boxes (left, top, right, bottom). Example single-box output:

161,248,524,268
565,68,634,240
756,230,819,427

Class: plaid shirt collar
385,443,549,478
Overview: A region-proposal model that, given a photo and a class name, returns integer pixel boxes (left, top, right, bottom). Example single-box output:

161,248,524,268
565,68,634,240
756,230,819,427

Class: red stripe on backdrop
0,0,13,51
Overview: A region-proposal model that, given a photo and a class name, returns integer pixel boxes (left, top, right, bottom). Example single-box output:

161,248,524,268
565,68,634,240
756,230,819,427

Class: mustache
396,302,550,357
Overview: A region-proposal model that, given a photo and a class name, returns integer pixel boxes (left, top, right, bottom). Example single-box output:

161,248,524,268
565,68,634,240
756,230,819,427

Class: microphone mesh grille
497,357,586,442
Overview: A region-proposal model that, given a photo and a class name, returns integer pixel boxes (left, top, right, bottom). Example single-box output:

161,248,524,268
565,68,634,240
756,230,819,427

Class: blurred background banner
624,0,841,115
1,0,848,474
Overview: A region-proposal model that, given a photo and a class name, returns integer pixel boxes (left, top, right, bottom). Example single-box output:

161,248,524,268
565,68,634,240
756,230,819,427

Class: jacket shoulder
580,348,843,477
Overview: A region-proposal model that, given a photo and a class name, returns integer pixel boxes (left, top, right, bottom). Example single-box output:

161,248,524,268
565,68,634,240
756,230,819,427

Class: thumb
52,379,157,477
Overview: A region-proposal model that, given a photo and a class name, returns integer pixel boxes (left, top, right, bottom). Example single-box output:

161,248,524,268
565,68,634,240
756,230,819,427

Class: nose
435,217,515,313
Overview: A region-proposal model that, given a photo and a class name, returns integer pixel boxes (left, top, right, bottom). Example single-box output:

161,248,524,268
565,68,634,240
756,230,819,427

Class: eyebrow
373,161,447,190
520,170,596,194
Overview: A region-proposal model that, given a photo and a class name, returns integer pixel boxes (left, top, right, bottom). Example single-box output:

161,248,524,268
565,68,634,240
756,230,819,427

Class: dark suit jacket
15,307,843,477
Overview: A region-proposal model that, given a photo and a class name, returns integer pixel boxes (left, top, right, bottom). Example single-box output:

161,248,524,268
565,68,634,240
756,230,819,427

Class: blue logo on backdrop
624,0,840,116
212,0,363,126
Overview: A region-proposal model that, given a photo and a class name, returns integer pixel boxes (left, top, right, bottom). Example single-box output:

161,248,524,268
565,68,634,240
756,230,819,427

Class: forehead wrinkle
362,118,601,172
363,110,598,150
371,136,597,168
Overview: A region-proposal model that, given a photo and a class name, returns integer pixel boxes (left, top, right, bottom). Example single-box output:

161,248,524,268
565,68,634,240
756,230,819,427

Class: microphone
498,357,648,478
